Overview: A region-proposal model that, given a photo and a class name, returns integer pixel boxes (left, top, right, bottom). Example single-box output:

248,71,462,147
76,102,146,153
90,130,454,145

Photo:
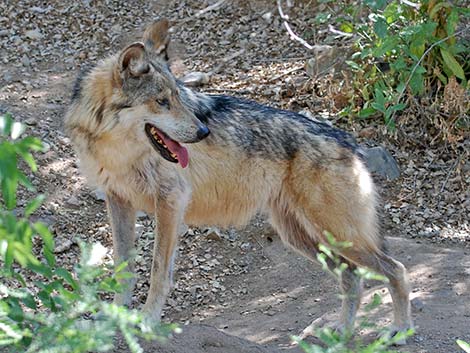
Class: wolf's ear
143,19,170,57
116,42,150,80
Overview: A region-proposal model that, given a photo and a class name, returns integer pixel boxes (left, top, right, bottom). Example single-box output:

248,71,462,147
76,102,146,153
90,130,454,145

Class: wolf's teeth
150,127,157,134
170,153,177,159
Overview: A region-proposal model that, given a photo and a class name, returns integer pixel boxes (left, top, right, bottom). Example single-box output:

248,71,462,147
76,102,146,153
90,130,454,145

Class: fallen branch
277,0,314,50
176,0,227,26
268,66,303,83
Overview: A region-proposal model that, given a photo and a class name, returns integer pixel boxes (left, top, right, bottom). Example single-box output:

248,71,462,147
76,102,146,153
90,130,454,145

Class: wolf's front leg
143,197,185,321
106,192,137,307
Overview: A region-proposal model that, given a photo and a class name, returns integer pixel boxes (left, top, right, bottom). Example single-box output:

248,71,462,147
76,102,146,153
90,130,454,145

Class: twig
328,24,353,38
440,155,460,193
389,29,466,125
203,87,252,94
268,66,304,82
277,0,314,50
175,0,227,25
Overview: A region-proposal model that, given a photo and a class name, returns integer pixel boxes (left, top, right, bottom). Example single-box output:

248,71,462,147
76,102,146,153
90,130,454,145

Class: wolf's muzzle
196,125,210,141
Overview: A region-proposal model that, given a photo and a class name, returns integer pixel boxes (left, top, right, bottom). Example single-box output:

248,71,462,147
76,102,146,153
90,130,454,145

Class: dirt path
1,1,469,352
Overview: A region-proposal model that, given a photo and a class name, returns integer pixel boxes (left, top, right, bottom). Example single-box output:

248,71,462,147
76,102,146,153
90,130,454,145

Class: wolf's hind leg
339,248,412,344
269,201,363,337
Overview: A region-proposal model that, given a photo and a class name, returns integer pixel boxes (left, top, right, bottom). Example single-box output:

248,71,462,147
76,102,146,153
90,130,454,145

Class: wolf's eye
156,98,170,109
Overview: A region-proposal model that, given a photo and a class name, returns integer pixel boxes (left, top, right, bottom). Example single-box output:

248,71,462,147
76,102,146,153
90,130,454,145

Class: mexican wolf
65,19,412,342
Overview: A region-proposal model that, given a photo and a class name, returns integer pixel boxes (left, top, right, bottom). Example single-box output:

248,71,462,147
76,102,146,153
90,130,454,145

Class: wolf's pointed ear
143,19,170,57
115,42,150,83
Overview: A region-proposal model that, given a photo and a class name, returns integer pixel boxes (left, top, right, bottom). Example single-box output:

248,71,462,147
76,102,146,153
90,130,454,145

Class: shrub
346,0,469,132
0,113,175,353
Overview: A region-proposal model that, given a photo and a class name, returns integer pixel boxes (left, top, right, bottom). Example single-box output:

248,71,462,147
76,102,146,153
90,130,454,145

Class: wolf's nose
197,125,210,140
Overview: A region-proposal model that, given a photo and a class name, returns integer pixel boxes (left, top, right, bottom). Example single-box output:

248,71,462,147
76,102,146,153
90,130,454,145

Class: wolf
64,19,412,342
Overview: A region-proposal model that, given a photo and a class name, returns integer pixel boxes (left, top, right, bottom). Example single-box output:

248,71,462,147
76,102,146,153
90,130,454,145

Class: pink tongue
161,134,189,168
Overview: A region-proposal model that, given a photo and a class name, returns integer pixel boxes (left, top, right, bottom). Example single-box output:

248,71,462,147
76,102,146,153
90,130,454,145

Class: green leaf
339,21,354,33
429,2,451,19
345,60,363,72
0,114,13,136
457,340,470,353
409,72,424,95
33,222,55,267
16,150,37,172
24,195,45,217
364,0,387,11
358,107,377,118
18,136,43,152
440,48,465,79
37,289,54,310
7,298,24,322
390,103,407,112
1,176,18,210
446,8,459,36
20,292,37,310
373,17,388,39
364,293,382,311
55,267,79,290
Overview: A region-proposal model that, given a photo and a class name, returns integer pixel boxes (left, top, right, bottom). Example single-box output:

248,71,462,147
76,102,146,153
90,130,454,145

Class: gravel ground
1,1,469,352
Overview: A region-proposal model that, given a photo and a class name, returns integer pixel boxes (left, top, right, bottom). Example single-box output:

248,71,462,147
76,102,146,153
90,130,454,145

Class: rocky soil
1,1,469,352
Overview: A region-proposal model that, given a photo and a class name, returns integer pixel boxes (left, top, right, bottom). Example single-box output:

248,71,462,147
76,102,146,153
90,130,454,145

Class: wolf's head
68,19,209,169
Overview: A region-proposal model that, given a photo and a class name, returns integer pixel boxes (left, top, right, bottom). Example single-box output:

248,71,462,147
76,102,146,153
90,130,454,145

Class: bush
0,113,175,353
346,0,469,131
304,0,469,138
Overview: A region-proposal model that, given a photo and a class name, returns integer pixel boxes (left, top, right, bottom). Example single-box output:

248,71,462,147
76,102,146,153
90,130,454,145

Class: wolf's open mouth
145,124,189,168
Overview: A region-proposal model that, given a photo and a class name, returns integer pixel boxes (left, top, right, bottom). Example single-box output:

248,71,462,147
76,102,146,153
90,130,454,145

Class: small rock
110,24,122,33
135,223,144,240
411,298,425,312
25,29,43,40
21,55,31,67
358,126,377,139
181,72,210,87
206,227,222,241
262,12,272,23
55,239,75,253
25,117,37,126
240,242,251,251
364,146,400,180
30,6,53,14
65,196,80,209
92,189,106,201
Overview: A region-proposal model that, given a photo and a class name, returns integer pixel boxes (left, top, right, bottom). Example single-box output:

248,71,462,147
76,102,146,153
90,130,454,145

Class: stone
358,126,377,139
21,55,31,67
91,189,106,201
25,29,43,40
25,117,37,126
364,146,400,180
205,227,222,241
411,298,425,312
181,72,210,87
65,196,80,209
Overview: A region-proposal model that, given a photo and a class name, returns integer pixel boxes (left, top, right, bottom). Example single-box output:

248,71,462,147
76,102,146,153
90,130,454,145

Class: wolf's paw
379,324,413,346
296,315,350,343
